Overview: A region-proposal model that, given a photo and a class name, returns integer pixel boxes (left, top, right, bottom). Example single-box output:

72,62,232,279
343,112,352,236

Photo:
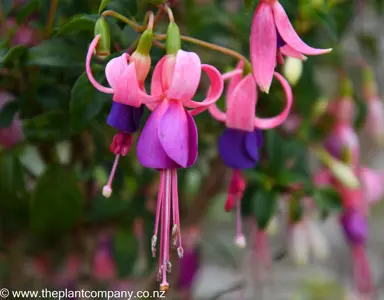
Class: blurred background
1,0,384,299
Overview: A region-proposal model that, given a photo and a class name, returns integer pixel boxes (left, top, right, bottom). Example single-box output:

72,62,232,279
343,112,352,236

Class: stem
164,5,174,22
102,10,143,32
45,0,58,37
155,33,252,71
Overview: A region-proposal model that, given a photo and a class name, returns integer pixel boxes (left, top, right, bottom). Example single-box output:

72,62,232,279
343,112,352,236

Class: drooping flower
208,61,292,246
340,209,372,294
86,32,158,197
0,91,23,149
360,167,384,206
250,0,332,92
137,39,223,290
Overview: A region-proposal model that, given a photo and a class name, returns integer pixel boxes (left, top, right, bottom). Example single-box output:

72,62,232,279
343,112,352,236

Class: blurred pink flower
360,167,384,206
363,96,384,146
92,234,116,281
4,18,38,47
0,91,23,148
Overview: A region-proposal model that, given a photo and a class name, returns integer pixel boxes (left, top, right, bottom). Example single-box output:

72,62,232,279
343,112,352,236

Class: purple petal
341,210,368,245
107,102,143,133
137,101,179,169
244,130,261,162
178,248,200,289
276,30,286,48
218,128,258,169
159,101,189,168
186,111,198,167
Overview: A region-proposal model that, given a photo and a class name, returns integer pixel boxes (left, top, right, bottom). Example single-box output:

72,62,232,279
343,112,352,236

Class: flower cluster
85,1,331,291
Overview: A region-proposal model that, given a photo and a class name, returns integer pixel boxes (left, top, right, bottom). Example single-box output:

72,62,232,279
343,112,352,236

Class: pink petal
167,50,201,101
182,64,224,110
158,100,189,168
105,54,130,90
86,35,113,94
280,45,307,60
360,168,384,206
137,100,179,169
186,111,198,166
273,1,332,55
250,3,276,93
226,61,244,107
151,56,167,96
254,72,293,129
313,169,332,187
226,75,256,132
112,63,141,107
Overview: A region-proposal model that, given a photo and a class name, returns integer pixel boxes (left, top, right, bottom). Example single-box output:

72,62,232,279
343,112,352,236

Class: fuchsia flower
250,0,331,92
0,91,23,148
86,34,158,197
136,49,223,291
208,61,292,246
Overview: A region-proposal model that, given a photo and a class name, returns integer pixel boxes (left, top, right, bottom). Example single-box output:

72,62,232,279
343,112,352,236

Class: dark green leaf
313,187,342,213
113,229,138,277
23,110,71,141
86,195,131,222
0,45,27,67
252,188,278,230
26,38,86,67
70,71,108,132
266,130,285,174
16,0,39,24
275,170,307,187
55,15,98,36
289,195,303,223
30,165,84,237
0,151,25,196
98,0,112,14
0,101,19,128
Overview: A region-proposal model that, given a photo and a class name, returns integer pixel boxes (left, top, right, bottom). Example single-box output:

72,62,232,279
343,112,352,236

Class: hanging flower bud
290,222,310,266
283,56,303,86
130,28,153,82
94,17,110,59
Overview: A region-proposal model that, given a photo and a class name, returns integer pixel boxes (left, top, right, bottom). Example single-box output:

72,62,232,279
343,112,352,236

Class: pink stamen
152,171,165,258
158,170,165,282
172,169,183,257
160,169,172,290
102,154,120,198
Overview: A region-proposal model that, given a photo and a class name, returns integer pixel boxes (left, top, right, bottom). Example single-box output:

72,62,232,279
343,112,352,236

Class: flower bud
94,17,110,59
266,216,279,236
307,220,329,260
290,223,309,266
362,66,378,99
130,29,153,82
283,56,303,86
363,96,384,146
166,22,181,56
311,97,329,121
340,209,368,245
316,148,360,188
340,76,353,98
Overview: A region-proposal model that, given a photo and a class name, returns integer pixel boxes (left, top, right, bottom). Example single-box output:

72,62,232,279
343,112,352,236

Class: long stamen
158,171,165,282
171,171,178,248
222,69,243,81
235,197,246,248
102,154,120,198
160,169,171,291
152,171,165,258
172,169,184,258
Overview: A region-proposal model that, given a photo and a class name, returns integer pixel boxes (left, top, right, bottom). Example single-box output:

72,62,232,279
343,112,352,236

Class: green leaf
0,100,19,128
16,0,39,24
0,45,27,67
70,71,108,132
313,187,342,213
266,130,285,174
26,38,85,67
30,165,84,237
113,229,138,277
0,151,25,196
55,15,98,36
275,170,307,187
252,188,278,230
86,195,131,222
98,0,112,14
23,110,71,141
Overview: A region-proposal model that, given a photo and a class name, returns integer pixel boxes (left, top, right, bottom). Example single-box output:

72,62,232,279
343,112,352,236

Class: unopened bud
283,56,303,86
94,17,110,59
340,76,353,98
316,148,360,189
266,216,279,236
362,66,378,99
130,52,151,82
307,221,329,260
290,223,309,266
166,22,181,56
311,97,329,121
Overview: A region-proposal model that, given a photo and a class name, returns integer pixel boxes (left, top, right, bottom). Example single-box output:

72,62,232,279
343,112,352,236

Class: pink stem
161,169,171,288
353,244,373,295
222,69,243,81
158,170,165,281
